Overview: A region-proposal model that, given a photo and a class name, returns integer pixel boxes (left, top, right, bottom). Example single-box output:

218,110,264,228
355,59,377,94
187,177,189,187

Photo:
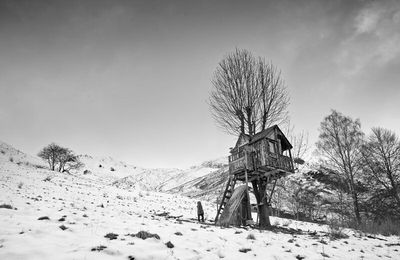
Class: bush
0,204,13,209
43,176,52,182
9,157,14,162
134,231,160,240
246,233,256,240
110,167,115,171
18,182,23,189
328,219,349,239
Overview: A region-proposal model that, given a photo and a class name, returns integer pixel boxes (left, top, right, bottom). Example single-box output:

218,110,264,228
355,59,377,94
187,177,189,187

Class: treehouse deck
229,152,294,181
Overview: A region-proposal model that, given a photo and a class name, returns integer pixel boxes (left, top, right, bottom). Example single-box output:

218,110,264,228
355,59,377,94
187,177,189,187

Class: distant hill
0,140,229,201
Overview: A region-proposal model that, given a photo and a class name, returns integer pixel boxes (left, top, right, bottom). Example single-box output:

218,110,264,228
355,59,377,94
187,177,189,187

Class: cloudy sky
1,0,399,168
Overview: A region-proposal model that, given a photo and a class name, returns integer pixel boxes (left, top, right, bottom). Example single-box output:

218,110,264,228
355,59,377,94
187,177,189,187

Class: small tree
38,143,83,172
38,143,63,171
57,148,83,173
316,110,364,225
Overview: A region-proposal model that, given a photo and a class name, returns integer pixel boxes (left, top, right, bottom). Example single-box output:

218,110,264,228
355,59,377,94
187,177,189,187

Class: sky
1,0,400,168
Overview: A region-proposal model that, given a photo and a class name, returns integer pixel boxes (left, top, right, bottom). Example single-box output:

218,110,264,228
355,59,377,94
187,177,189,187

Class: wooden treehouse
215,125,295,226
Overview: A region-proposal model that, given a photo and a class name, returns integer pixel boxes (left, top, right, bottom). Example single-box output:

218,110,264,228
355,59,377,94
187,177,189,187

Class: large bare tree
210,49,289,136
316,110,364,225
210,49,290,228
361,127,400,209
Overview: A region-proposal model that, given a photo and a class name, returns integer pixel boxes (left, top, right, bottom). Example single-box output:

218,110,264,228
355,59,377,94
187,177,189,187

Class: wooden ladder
214,175,237,224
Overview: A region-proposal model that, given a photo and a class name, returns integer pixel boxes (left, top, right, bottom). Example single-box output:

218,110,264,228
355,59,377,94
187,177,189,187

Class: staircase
214,175,237,224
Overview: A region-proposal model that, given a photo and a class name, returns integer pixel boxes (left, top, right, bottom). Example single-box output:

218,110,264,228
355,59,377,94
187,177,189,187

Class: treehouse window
269,141,276,154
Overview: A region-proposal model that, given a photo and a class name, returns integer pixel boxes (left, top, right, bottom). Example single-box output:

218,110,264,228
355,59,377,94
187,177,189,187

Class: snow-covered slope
165,166,230,202
78,155,182,191
1,143,399,260
0,141,45,168
157,157,228,192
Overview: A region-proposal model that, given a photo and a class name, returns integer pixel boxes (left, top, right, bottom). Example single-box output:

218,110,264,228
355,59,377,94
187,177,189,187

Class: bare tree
38,143,83,173
256,59,289,133
57,147,83,173
316,110,364,225
361,127,400,208
284,122,310,167
210,49,289,136
210,49,290,228
38,143,63,171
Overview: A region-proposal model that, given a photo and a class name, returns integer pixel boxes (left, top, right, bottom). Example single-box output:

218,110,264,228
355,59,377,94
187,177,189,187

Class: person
197,201,204,222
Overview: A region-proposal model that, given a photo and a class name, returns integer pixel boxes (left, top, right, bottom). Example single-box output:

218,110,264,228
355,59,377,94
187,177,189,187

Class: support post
244,149,253,223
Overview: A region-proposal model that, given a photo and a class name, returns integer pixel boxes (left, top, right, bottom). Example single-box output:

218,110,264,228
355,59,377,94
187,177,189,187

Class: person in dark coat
197,201,204,222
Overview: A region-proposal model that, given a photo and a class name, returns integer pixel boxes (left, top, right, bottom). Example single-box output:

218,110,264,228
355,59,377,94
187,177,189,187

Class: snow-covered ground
1,143,399,259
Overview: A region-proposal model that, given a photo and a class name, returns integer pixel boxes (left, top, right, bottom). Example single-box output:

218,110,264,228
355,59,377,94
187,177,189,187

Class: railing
229,156,246,174
229,151,294,174
263,153,294,172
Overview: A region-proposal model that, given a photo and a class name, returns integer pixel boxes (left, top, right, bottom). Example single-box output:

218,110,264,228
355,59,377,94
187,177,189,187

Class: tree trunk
349,174,361,225
351,188,361,225
252,180,271,229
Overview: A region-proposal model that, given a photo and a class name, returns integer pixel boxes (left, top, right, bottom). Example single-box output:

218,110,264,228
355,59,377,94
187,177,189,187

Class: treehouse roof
232,125,293,152
250,125,293,150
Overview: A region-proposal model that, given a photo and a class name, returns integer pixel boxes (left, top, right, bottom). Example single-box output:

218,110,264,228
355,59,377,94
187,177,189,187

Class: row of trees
270,110,400,233
38,143,83,173
316,110,400,226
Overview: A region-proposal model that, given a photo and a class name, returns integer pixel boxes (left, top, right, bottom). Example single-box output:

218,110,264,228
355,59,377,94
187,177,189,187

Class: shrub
18,182,23,189
104,233,118,240
134,231,160,240
246,233,256,240
0,150,5,154
43,176,52,182
165,241,174,248
34,164,46,169
239,248,251,253
110,167,115,171
0,204,13,209
9,157,14,162
328,219,349,239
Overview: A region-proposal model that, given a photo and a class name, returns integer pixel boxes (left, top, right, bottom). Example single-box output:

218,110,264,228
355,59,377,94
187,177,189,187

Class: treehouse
229,125,294,181
215,125,294,226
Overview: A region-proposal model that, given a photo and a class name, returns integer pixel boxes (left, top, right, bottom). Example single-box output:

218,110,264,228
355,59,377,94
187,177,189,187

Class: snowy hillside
0,140,228,197
1,143,399,259
0,141,45,168
109,157,228,196
158,158,228,191
166,166,230,202
78,155,182,191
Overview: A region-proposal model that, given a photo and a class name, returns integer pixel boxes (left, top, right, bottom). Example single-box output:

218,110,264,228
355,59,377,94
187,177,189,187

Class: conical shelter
217,185,252,227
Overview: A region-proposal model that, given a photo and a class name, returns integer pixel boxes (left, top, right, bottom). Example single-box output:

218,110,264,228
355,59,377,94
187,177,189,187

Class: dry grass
359,219,400,236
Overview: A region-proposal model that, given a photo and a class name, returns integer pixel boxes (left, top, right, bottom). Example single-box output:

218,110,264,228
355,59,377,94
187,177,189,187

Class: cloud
336,0,400,75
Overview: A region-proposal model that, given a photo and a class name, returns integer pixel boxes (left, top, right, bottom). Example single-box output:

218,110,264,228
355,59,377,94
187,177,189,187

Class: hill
1,141,399,259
